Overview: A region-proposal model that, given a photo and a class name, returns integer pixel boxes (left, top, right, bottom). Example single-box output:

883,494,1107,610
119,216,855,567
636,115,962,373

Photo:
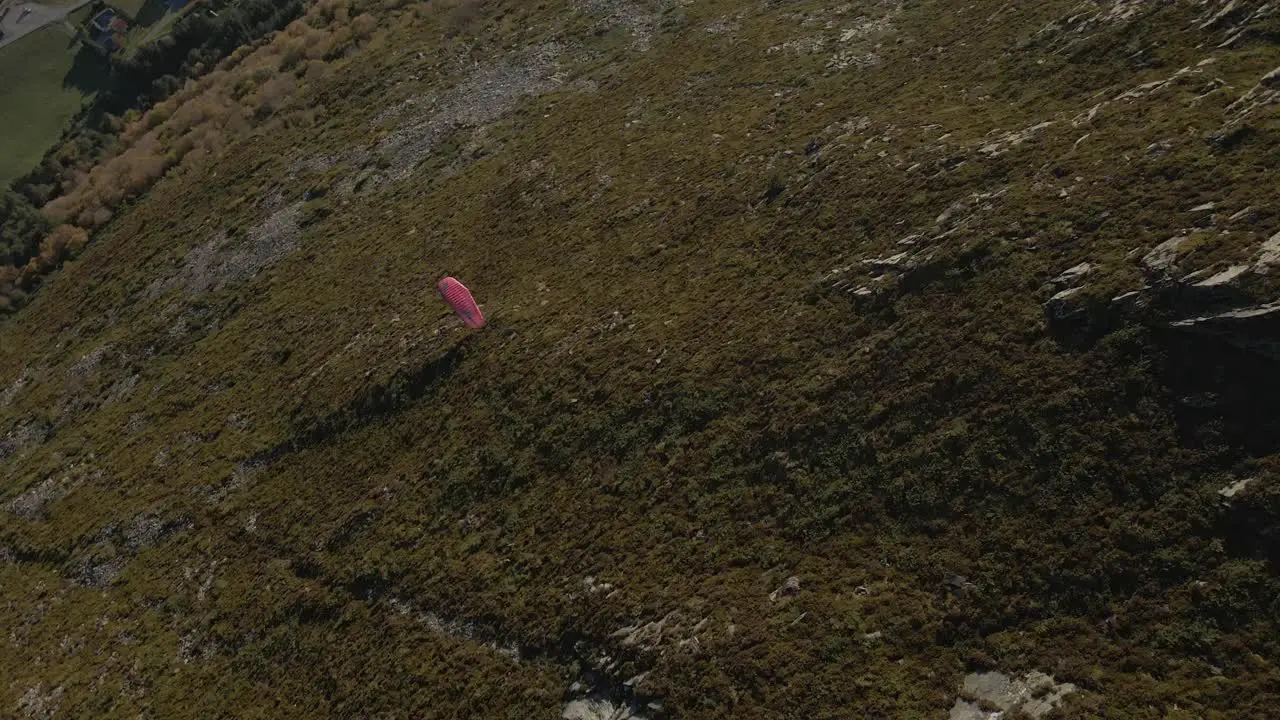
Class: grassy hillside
0,26,97,185
2,0,1280,717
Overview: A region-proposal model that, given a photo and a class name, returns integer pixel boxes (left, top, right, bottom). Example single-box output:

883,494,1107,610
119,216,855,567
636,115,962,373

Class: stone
1050,262,1092,288
1219,477,1255,499
562,698,637,720
1111,289,1148,316
1189,202,1217,212
1195,264,1249,288
1143,236,1188,273
6,474,80,521
942,574,976,595
1045,286,1086,322
1228,206,1256,222
863,252,911,269
951,670,1077,720
769,575,802,602
1254,230,1280,272
949,699,999,720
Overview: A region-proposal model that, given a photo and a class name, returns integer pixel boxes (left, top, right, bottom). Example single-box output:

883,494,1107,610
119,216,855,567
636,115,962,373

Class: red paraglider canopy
437,276,486,328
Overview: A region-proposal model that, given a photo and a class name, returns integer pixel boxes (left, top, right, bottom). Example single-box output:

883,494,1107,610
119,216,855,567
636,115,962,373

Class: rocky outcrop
1169,301,1280,359
949,670,1077,720
562,697,647,720
1143,236,1189,276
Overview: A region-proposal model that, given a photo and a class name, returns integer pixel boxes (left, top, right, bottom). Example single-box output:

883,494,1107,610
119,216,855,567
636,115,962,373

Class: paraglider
437,276,486,329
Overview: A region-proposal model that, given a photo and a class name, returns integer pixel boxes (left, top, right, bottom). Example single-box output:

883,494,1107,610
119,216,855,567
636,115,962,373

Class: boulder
949,670,1077,720
1143,236,1188,274
1195,264,1250,288
1254,230,1280,272
562,698,638,720
1219,477,1256,499
1045,286,1086,321
769,575,802,602
1050,262,1092,288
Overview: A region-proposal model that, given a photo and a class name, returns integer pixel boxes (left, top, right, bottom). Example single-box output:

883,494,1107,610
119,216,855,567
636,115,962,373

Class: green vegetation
0,0,306,311
2,0,1280,718
112,0,152,17
0,27,94,185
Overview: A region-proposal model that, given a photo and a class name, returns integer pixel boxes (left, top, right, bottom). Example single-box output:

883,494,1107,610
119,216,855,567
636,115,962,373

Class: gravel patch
68,513,193,587
15,684,63,720
0,418,50,461
148,202,304,298
6,469,91,521
0,366,32,407
66,345,111,380
375,43,567,182
575,0,667,51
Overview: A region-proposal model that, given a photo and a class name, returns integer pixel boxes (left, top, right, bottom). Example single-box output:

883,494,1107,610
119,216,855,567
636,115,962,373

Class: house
88,7,128,52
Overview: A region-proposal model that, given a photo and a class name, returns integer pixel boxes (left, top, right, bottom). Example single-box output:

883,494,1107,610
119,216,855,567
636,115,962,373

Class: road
0,0,95,51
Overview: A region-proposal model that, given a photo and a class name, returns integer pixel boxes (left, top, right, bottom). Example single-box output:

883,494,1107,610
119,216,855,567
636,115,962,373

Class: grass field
0,27,92,186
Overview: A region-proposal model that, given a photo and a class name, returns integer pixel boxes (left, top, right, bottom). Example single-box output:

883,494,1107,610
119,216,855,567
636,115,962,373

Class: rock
1254,230,1280,272
1169,301,1280,359
1219,477,1255,499
1045,286,1086,321
0,418,50,460
1111,289,1148,316
1050,262,1092,288
1189,202,1217,212
1228,206,1257,223
935,201,968,227
562,698,638,720
769,575,802,602
949,700,999,720
863,252,911,270
6,474,82,521
0,366,33,407
951,670,1077,720
613,610,705,651
1143,236,1188,274
1195,264,1250,288
942,574,976,595
16,684,64,720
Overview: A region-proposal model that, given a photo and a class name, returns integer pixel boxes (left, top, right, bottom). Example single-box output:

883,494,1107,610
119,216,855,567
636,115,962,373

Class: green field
0,27,93,186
